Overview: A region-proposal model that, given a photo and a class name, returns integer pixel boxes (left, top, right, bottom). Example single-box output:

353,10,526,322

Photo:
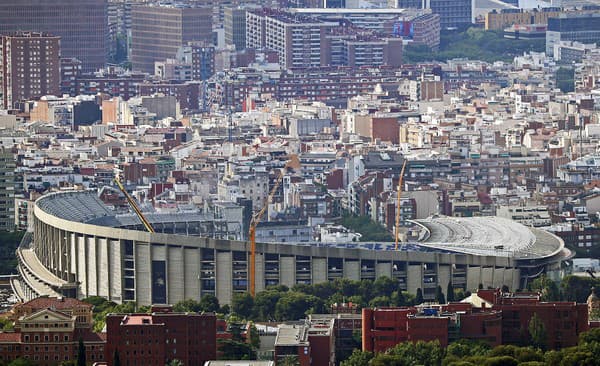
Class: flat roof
275,324,309,346
290,8,409,14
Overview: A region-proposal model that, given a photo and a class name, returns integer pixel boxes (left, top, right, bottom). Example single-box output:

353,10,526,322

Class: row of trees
168,275,599,323
403,28,545,64
342,328,600,366
83,274,599,327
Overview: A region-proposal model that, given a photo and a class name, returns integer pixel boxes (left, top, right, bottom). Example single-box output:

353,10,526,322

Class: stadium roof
415,216,563,259
36,191,564,259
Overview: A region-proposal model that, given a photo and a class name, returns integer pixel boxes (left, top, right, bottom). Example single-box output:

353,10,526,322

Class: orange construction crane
248,155,299,296
114,174,155,233
394,160,407,251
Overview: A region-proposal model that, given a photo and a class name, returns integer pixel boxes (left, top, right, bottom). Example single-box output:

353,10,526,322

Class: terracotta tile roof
15,297,92,311
0,332,21,342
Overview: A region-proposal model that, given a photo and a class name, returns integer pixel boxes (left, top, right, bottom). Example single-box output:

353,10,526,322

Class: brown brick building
0,32,60,109
105,306,217,366
0,297,105,365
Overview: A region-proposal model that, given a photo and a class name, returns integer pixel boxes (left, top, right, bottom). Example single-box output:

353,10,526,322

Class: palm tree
165,359,183,366
279,355,300,366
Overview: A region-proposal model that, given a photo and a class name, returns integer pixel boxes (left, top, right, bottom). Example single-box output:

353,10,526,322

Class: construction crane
394,160,408,251
114,174,155,233
248,155,299,296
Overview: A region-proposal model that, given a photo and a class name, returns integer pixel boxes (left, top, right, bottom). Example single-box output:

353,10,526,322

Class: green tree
8,358,36,366
279,355,300,366
372,276,399,297
369,296,391,308
173,299,202,313
248,322,261,350
200,294,220,312
390,290,406,306
561,276,600,303
77,338,86,366
579,328,600,345
436,285,446,304
483,356,517,366
218,339,256,360
338,214,393,241
231,292,255,319
275,292,325,321
528,313,547,350
446,339,491,359
447,282,455,302
529,275,560,301
0,317,14,331
253,289,283,321
340,349,374,366
113,349,121,366
384,340,444,366
415,288,424,304
165,359,183,366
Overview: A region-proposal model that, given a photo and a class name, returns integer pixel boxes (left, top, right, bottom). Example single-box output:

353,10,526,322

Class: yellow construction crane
114,174,155,233
248,155,299,296
394,160,407,251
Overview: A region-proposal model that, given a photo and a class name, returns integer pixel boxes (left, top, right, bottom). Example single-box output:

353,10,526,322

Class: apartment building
0,32,60,109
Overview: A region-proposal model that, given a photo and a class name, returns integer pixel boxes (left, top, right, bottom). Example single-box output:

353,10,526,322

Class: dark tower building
0,0,108,73
131,3,213,74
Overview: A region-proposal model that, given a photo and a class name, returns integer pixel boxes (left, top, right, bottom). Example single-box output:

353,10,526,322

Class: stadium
13,190,571,306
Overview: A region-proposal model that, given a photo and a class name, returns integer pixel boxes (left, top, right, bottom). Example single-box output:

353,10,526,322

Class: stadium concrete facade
13,191,571,306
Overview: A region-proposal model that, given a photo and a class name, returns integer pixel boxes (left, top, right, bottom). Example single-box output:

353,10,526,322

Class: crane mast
394,160,407,251
114,175,155,233
248,156,298,296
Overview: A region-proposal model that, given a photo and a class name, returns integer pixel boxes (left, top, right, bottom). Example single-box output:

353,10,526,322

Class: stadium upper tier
35,190,564,260
415,216,564,260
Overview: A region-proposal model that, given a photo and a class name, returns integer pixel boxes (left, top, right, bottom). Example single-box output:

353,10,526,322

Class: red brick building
274,320,335,366
0,297,105,365
361,289,588,353
105,305,216,366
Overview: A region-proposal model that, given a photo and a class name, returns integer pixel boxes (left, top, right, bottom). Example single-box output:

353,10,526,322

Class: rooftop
274,323,309,346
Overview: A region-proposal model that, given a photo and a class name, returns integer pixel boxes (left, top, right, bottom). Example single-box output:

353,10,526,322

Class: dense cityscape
0,0,599,365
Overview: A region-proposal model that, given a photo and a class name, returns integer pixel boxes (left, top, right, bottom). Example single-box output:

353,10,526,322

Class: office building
485,8,562,30
0,147,15,232
224,7,247,51
131,3,212,73
393,0,472,29
546,14,600,57
0,0,108,73
105,306,216,366
0,32,60,109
